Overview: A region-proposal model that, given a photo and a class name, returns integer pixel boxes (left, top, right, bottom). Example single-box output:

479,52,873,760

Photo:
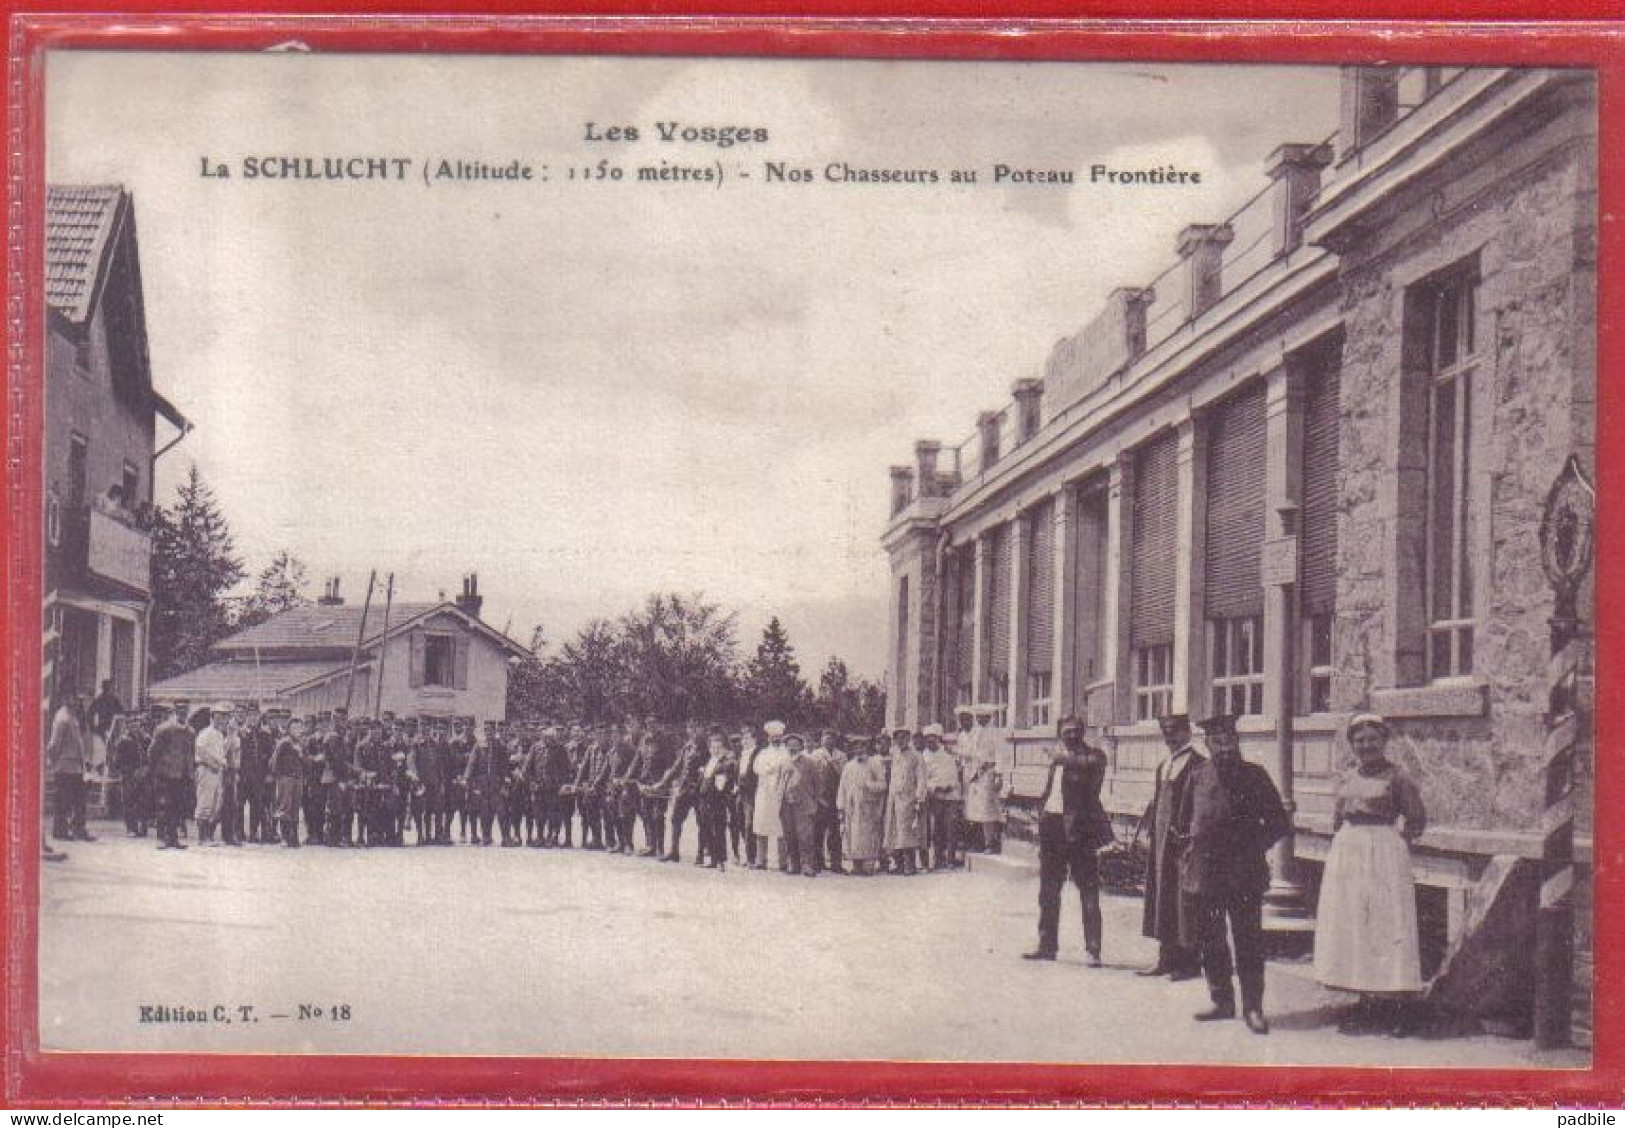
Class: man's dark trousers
1193,891,1266,1012
1036,812,1102,957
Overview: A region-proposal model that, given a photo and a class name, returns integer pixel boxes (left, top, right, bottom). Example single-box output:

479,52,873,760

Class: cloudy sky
46,51,1341,677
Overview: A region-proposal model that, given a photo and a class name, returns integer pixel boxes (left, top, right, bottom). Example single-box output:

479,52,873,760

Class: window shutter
956,546,975,695
1204,383,1267,620
409,630,425,688
1026,499,1055,674
1131,432,1178,647
454,635,471,691
985,523,1011,692
1300,362,1341,615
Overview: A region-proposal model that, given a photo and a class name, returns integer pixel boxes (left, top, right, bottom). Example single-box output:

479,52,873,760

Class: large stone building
43,185,189,731
147,575,528,724
883,66,1594,1023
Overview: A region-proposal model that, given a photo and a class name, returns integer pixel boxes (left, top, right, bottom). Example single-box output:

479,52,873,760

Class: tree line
147,465,886,730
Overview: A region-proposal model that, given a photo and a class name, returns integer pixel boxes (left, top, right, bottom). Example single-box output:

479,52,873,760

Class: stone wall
1330,89,1595,834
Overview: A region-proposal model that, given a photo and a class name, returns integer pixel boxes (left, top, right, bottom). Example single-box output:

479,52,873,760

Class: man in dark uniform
569,726,600,849
655,723,709,863
269,713,306,847
447,718,475,842
324,709,358,846
538,726,573,847
147,702,194,850
633,728,677,857
462,721,505,846
1140,713,1205,980
608,726,641,855
301,713,328,844
734,727,760,865
237,705,275,843
113,710,152,837
1176,714,1289,1035
500,722,529,847
696,726,738,869
1024,713,1113,964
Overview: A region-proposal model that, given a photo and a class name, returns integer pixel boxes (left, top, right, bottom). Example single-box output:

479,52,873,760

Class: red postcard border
4,10,1623,1107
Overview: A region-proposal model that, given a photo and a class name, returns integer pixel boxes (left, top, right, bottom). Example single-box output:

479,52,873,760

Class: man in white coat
192,703,232,845
750,721,791,871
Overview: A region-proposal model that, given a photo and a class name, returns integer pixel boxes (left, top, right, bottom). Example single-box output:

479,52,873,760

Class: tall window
1424,273,1479,679
1210,615,1264,717
424,635,456,687
1131,434,1178,721
1300,348,1342,713
1025,499,1055,727
1205,384,1267,715
983,524,1012,707
1135,644,1173,721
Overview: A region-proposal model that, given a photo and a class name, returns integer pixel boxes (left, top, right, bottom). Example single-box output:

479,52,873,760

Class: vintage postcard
28,45,1596,1073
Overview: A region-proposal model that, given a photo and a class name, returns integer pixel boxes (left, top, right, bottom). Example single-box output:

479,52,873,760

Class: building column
1007,513,1029,728
1264,360,1309,915
1172,416,1208,717
1052,486,1077,720
95,611,113,688
968,534,988,706
1107,456,1133,726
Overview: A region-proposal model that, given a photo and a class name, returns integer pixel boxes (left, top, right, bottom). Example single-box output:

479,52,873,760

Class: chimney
1177,223,1235,320
1338,66,1399,163
978,411,1002,470
889,465,916,516
1113,287,1155,363
914,440,942,498
1267,142,1334,256
455,573,484,619
1012,378,1045,443
317,576,344,606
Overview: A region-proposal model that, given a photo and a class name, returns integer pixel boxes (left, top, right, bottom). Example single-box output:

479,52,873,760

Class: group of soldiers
103,699,1013,875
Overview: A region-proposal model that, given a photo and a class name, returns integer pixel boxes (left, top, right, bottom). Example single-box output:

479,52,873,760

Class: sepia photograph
31,48,1596,1071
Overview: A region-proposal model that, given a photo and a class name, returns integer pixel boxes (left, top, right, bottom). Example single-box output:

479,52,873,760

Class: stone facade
881,66,1596,1006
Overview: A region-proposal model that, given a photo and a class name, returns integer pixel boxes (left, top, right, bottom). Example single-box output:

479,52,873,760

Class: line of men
107,699,1013,875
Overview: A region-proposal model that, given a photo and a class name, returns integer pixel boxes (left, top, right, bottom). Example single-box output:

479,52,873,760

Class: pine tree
235,550,310,629
149,464,246,679
743,617,810,725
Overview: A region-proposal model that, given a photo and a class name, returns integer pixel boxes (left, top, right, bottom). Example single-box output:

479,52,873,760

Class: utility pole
344,571,377,715
372,573,395,719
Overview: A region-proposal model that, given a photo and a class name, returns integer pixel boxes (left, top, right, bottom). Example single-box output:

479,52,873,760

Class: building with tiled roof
148,575,529,723
43,184,190,740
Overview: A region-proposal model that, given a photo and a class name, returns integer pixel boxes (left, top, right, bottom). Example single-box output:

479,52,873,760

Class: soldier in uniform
780,734,822,877
655,723,710,863
237,705,275,844
447,717,474,842
1023,714,1112,964
1140,713,1206,980
570,725,603,849
462,720,505,846
501,722,529,847
696,725,737,869
632,728,675,858
810,730,846,874
351,717,382,846
538,726,574,847
734,725,761,866
269,712,305,847
147,702,194,850
113,710,152,838
1176,714,1289,1035
324,708,358,847
301,712,329,845
608,726,641,855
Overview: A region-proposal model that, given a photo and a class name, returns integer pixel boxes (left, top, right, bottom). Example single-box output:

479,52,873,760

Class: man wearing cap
1024,713,1113,964
191,704,232,845
655,723,710,863
735,725,762,866
696,726,737,868
237,706,275,844
1140,713,1205,980
269,715,306,847
148,702,194,850
962,706,1006,854
113,710,152,838
301,714,328,846
323,709,357,847
921,725,964,870
780,734,822,877
883,728,927,875
1176,714,1289,1034
46,692,91,844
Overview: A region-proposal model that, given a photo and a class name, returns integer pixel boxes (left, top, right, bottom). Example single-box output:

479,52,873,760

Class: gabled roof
212,601,531,660
147,660,350,702
213,602,443,654
45,184,125,324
